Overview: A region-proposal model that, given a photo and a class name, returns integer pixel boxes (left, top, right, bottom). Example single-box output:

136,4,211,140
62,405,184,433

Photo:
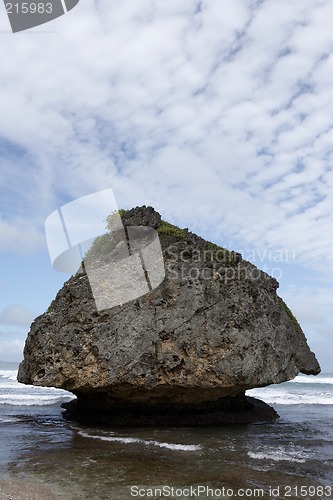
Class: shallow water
0,371,332,499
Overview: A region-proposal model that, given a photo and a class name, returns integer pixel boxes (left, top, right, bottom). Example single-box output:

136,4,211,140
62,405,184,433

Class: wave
0,369,74,406
291,375,333,385
0,416,19,423
0,370,18,381
247,374,333,405
78,431,201,452
0,383,68,392
0,383,21,390
248,446,312,463
0,393,74,406
247,387,333,405
0,372,73,406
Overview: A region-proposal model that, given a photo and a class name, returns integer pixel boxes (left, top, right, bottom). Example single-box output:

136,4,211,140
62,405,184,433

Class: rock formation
18,206,320,425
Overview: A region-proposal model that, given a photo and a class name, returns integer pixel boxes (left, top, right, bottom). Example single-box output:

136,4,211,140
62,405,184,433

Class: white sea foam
0,383,20,390
247,387,333,405
248,446,312,463
247,375,333,405
78,431,201,452
0,393,74,406
292,375,333,385
0,370,18,381
0,369,74,406
0,416,19,423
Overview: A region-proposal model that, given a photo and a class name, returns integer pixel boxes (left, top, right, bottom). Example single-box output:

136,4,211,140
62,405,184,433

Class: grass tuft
206,241,238,264
157,220,186,238
282,299,303,333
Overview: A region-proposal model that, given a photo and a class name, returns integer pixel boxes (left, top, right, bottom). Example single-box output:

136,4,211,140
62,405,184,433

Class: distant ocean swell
247,374,333,405
0,369,73,409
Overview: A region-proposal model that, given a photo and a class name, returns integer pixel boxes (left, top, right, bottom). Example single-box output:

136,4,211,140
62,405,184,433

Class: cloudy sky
0,0,332,371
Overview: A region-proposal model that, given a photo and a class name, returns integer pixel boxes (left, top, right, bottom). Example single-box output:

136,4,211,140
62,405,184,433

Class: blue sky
0,0,332,371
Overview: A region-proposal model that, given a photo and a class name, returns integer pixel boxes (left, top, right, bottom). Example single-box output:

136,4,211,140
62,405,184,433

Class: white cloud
0,305,36,327
0,216,44,253
0,1,332,245
0,334,24,362
280,283,333,372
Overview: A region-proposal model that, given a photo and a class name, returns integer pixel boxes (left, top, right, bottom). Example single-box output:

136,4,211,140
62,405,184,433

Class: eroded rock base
61,395,279,426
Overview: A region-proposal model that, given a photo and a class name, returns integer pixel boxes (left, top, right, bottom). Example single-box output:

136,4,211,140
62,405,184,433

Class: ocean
0,367,332,500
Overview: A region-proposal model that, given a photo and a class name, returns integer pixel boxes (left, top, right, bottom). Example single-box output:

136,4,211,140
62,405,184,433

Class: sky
0,0,332,371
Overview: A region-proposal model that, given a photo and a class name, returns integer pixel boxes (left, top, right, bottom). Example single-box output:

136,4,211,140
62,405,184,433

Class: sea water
0,368,332,499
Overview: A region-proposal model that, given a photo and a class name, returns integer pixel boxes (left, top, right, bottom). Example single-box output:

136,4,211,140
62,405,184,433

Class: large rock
18,206,320,424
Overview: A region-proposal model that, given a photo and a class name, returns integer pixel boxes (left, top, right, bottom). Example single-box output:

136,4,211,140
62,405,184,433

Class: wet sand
0,477,62,500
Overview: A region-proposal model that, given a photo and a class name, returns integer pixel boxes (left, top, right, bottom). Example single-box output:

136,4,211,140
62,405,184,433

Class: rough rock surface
18,206,320,424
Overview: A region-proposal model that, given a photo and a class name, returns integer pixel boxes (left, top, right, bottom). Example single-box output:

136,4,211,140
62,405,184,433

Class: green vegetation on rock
47,304,54,313
84,209,127,266
206,241,238,264
157,220,186,238
282,299,303,334
84,234,115,266
83,208,240,267
106,209,126,231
